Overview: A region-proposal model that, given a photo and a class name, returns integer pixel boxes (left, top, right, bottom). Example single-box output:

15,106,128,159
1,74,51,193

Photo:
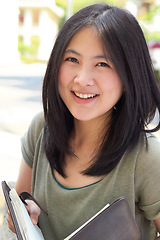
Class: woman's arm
14,158,32,194
7,158,41,232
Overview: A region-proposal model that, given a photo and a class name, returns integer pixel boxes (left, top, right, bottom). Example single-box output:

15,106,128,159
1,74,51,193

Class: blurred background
0,0,159,182
0,0,159,238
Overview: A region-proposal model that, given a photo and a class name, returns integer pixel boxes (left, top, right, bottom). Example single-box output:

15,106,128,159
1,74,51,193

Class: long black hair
42,3,160,177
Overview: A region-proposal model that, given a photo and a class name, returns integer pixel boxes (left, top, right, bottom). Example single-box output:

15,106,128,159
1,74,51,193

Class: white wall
37,10,58,61
0,0,19,65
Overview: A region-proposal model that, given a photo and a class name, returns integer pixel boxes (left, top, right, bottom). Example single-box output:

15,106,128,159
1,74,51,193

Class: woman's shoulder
30,111,44,126
21,112,45,168
119,133,160,176
135,133,160,175
23,111,45,145
145,132,160,155
134,133,160,217
29,112,45,133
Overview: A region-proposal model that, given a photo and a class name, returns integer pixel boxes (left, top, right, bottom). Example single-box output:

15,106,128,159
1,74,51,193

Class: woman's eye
97,62,110,67
65,57,78,63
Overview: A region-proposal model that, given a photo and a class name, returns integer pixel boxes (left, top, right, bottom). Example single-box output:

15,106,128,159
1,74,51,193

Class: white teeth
74,92,97,99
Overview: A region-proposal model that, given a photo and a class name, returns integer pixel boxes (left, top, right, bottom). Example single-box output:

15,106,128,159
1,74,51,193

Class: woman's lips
73,91,98,99
72,91,99,103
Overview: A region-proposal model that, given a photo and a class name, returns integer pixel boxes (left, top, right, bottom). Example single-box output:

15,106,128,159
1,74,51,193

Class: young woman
7,3,160,239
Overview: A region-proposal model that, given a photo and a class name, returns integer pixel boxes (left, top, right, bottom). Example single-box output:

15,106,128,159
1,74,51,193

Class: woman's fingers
7,210,16,233
7,199,41,233
25,200,41,225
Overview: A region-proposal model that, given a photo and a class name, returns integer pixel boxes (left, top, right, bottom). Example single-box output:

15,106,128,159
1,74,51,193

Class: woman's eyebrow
94,55,108,60
95,55,112,63
65,49,81,56
65,49,109,61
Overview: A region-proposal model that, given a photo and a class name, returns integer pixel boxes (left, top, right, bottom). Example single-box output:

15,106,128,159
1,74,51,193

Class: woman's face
58,26,123,122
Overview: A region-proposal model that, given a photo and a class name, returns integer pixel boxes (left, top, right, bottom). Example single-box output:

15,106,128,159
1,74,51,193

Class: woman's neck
72,114,111,149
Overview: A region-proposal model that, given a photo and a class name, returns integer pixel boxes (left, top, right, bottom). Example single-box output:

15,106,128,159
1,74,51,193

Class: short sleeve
135,134,160,220
21,112,44,168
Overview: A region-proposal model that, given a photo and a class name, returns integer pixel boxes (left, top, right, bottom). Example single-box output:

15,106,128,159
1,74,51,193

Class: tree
72,0,126,13
56,0,126,26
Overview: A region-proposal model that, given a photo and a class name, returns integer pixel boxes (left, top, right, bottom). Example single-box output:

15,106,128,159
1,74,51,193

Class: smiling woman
58,26,123,122
7,3,160,240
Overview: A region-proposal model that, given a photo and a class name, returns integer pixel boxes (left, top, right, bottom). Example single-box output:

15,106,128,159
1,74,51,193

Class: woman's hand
7,200,41,233
154,216,160,240
7,209,16,233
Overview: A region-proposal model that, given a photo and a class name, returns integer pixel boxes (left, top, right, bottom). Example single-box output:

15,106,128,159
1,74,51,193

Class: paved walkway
0,62,47,182
0,62,47,239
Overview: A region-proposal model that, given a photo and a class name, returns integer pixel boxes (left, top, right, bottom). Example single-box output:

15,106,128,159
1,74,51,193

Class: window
19,9,24,25
32,9,39,26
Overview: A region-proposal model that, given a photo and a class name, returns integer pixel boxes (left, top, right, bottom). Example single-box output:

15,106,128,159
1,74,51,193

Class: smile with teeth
74,92,98,99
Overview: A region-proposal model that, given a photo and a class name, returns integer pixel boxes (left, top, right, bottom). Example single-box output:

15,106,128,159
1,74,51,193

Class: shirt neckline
52,170,103,190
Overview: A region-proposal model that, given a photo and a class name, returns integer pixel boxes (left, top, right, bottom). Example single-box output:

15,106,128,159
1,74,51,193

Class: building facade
18,0,64,61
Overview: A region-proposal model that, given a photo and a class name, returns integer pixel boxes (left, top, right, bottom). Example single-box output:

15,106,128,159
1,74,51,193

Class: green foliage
147,31,160,43
139,4,160,44
20,57,46,64
141,23,160,43
72,0,126,13
56,0,67,9
30,36,40,55
139,5,160,22
58,13,66,29
156,70,160,83
18,36,40,58
56,0,126,10
56,0,126,29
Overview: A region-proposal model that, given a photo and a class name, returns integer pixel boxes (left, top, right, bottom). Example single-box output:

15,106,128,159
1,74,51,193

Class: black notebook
1,181,44,240
2,181,140,240
64,196,140,240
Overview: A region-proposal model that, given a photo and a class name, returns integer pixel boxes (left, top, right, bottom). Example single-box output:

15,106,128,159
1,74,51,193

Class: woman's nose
74,68,95,87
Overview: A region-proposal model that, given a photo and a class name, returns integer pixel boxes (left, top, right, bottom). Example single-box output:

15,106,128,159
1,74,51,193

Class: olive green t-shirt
21,112,160,240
